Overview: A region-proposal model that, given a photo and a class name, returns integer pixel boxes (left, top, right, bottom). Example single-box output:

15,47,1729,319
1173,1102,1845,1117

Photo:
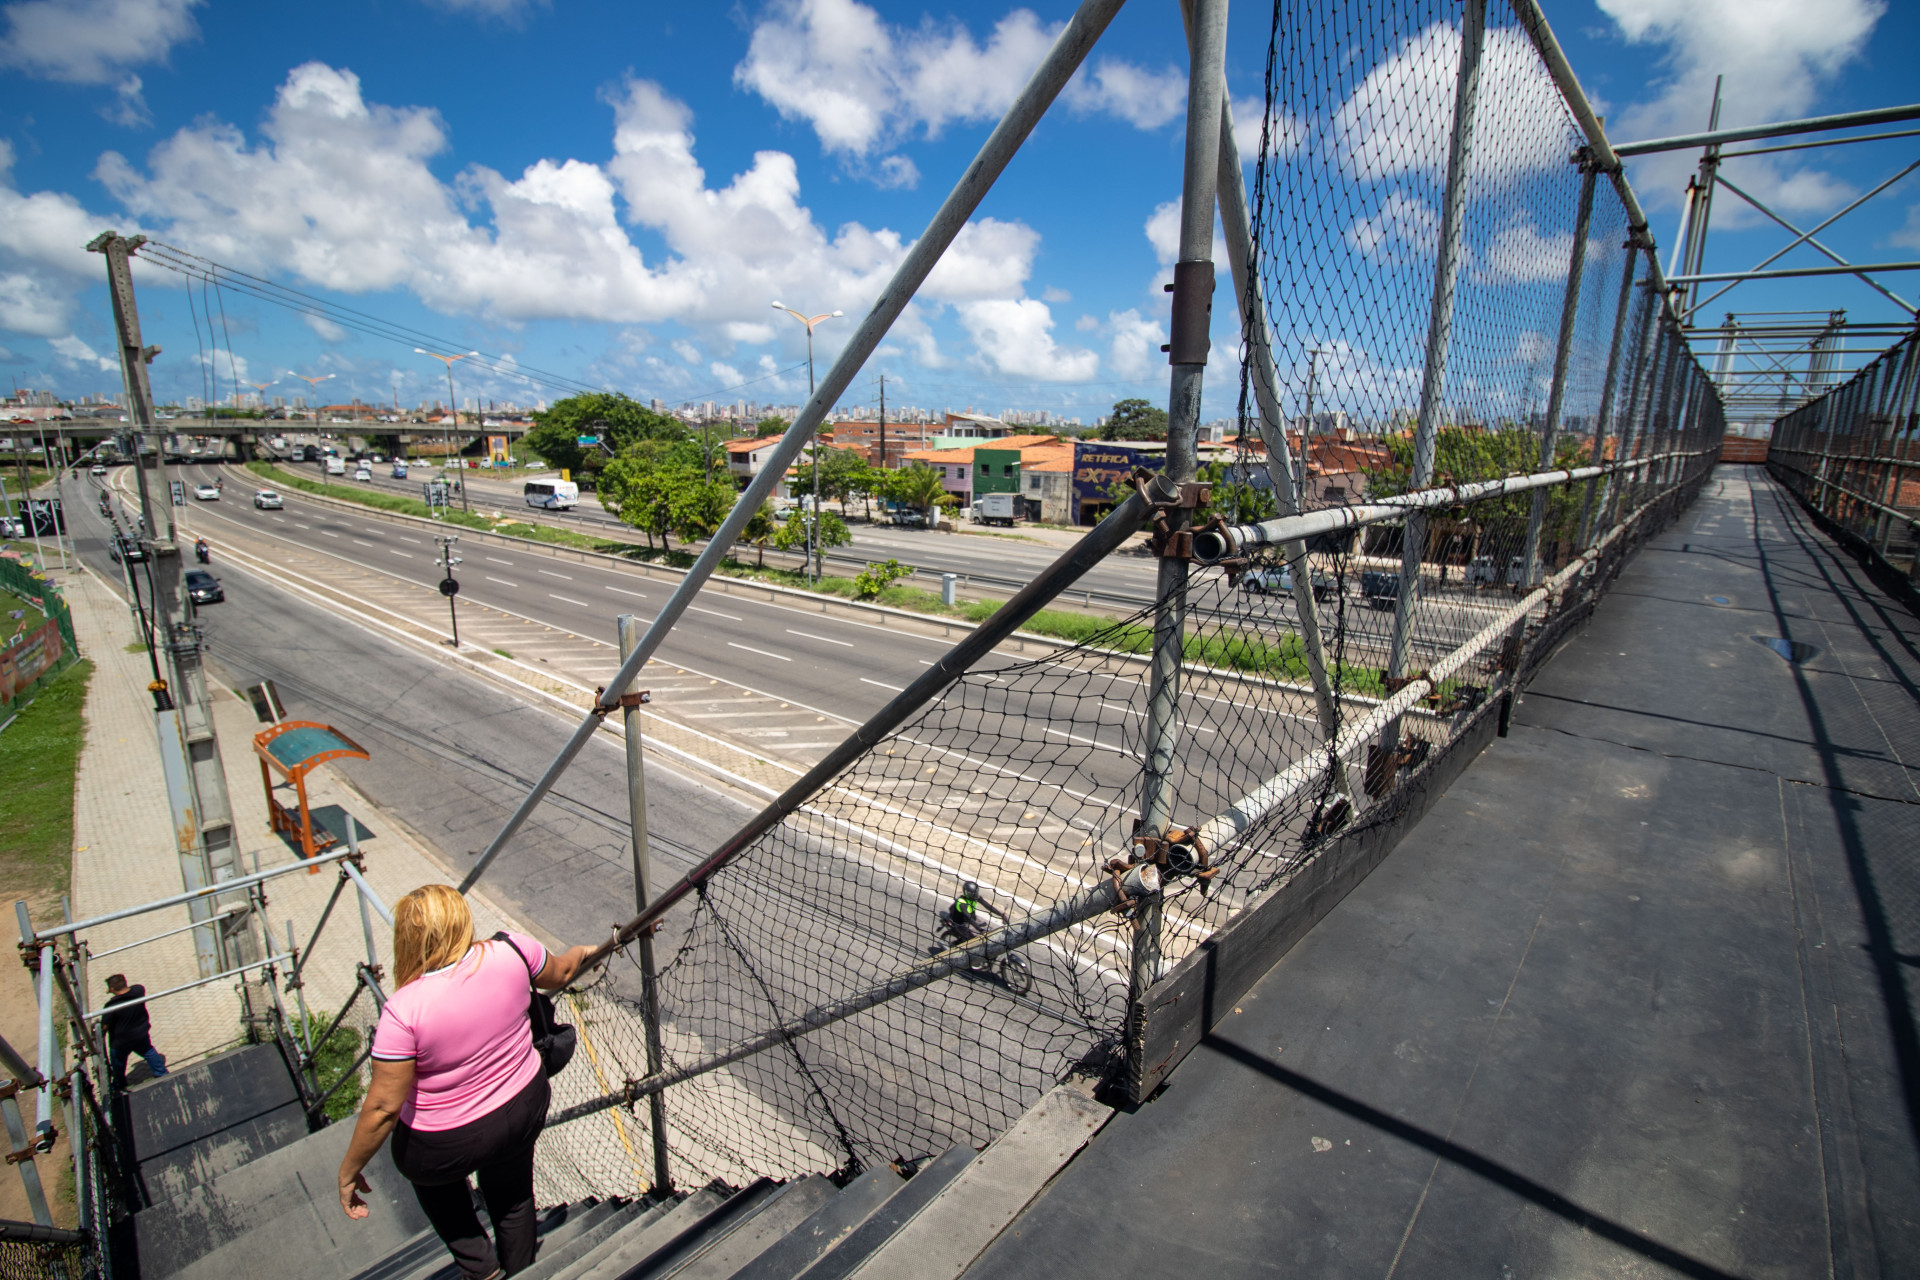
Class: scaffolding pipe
18,845,356,941
1213,80,1348,794
548,864,1160,1130
1521,162,1598,583
456,0,1131,897
1385,0,1486,751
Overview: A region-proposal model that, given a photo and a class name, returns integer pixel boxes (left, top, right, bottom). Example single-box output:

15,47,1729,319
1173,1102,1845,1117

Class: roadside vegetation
0,659,94,911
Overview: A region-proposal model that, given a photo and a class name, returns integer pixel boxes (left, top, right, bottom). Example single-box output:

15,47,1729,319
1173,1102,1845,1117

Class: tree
1100,398,1168,441
770,508,850,578
791,447,873,517
669,475,735,544
755,415,788,438
884,463,951,520
743,501,777,567
523,393,686,478
598,453,695,551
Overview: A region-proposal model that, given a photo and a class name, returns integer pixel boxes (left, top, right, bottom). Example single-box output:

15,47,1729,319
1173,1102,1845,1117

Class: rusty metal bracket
1381,670,1429,697
1131,469,1215,560
591,687,651,719
6,1142,42,1166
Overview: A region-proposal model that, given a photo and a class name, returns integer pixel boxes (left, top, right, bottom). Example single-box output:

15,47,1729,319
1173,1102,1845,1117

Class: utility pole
90,230,256,981
878,373,887,474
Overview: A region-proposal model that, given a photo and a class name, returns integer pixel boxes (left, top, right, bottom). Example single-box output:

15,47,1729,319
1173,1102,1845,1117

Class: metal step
791,1147,977,1280
518,1198,674,1280
655,1176,838,1280
555,1187,724,1280
728,1167,906,1280
612,1180,780,1280
845,1087,1110,1280
373,1197,628,1280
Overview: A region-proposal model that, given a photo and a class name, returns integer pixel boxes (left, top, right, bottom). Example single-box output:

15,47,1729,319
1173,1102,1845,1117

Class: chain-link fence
1767,326,1920,583
500,0,1727,1200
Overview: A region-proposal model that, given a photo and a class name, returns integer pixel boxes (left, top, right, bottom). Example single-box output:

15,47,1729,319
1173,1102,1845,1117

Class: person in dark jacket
101,974,168,1091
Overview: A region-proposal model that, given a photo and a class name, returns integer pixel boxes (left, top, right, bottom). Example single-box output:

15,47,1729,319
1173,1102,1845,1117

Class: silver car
253,489,284,510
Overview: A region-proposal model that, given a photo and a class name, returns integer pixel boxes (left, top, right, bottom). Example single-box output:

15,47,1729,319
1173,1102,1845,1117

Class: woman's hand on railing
534,943,597,990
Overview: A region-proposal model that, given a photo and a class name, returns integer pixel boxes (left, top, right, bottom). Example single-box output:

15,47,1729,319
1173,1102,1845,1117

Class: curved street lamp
415,349,479,512
771,302,843,583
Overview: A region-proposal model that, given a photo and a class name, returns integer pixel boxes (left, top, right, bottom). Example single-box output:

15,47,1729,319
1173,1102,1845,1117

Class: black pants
107,1034,166,1092
391,1072,550,1279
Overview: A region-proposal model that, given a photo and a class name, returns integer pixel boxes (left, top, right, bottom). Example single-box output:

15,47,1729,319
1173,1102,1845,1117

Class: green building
972,447,1021,496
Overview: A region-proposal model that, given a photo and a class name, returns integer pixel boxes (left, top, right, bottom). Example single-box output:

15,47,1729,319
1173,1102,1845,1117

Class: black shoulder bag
493,932,576,1078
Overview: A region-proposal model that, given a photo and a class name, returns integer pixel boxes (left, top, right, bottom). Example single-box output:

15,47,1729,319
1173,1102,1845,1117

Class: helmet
961,881,980,898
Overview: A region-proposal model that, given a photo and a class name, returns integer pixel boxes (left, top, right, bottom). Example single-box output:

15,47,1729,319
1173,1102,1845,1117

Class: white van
524,478,579,510
325,456,347,476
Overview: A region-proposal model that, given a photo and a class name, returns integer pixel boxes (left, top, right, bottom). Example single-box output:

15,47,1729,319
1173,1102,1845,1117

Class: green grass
295,1015,366,1121
0,659,93,911
124,640,147,654
493,648,512,659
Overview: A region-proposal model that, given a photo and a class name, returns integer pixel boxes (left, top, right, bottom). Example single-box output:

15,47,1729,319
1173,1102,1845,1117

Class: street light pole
773,303,842,584
416,349,479,513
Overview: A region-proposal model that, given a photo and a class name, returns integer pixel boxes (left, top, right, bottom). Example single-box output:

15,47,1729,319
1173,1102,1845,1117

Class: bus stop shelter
253,720,370,865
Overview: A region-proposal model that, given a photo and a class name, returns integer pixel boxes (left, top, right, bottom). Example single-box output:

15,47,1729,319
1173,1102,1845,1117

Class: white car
253,490,284,510
194,483,220,501
89,463,108,476
353,466,372,482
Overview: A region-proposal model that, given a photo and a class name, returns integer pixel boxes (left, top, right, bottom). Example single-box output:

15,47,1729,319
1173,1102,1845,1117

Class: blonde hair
392,884,475,988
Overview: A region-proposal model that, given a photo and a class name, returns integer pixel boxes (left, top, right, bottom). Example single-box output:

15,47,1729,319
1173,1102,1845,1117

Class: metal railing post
1384,0,1487,755
617,614,672,1196
0,1082,51,1226
1212,84,1349,796
1522,161,1599,582
1604,264,1661,529
1131,0,1229,1063
1579,240,1643,549
285,921,315,1060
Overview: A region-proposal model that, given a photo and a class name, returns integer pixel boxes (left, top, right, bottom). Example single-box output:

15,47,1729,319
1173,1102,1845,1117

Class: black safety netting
522,0,1728,1202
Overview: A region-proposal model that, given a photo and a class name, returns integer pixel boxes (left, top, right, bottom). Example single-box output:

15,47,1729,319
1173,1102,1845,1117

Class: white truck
971,492,1016,526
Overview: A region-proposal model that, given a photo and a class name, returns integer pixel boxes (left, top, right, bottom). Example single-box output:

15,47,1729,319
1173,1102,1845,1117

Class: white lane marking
320,531,340,538
684,710,792,719
486,556,515,565
688,605,742,620
537,569,573,580
1044,726,1130,754
390,550,413,559
486,576,519,587
786,629,853,648
605,586,648,599
353,539,373,547
294,522,311,529
396,536,421,545
549,593,589,607
728,642,790,662
861,677,903,691
272,516,287,523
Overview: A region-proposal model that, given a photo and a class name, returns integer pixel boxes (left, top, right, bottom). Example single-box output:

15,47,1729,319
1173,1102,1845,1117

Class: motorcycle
194,540,211,564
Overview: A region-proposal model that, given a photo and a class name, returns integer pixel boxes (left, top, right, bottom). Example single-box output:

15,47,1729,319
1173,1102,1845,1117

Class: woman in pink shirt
337,885,594,1280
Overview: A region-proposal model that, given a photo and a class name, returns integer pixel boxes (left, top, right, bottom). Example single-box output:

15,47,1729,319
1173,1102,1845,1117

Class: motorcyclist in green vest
946,881,1000,944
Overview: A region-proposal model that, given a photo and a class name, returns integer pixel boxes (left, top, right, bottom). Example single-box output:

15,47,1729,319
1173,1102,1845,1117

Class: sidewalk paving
967,468,1920,1278
61,565,529,1065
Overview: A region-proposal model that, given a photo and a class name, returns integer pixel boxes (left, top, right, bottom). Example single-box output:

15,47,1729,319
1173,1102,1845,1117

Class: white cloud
1345,191,1438,264
1105,307,1164,380
1478,218,1575,285
1063,60,1186,130
1145,200,1180,266
1040,286,1069,303
303,313,346,342
1893,204,1920,251
923,218,1037,301
0,271,74,336
733,0,1185,170
50,334,115,370
1230,95,1303,163
956,298,1097,381
102,74,150,127
1598,0,1883,213
672,340,702,364
1333,23,1568,191
0,0,199,83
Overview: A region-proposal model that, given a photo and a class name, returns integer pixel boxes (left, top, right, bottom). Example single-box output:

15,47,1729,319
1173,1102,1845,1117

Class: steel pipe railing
548,863,1160,1130
81,952,292,1022
18,846,356,942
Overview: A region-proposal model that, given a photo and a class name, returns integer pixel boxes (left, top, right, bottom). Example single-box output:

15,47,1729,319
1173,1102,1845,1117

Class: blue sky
0,0,1914,423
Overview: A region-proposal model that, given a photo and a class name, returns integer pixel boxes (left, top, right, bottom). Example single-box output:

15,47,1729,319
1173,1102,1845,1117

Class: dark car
185,569,224,604
1360,570,1402,611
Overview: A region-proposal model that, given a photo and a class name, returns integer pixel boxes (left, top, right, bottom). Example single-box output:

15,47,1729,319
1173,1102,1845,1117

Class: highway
64,464,1132,1172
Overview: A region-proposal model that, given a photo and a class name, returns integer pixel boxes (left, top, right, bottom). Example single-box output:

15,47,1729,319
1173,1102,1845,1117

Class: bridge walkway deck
964,468,1920,1278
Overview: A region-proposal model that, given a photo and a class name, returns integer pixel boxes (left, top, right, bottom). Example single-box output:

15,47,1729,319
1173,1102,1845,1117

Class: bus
524,478,579,510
